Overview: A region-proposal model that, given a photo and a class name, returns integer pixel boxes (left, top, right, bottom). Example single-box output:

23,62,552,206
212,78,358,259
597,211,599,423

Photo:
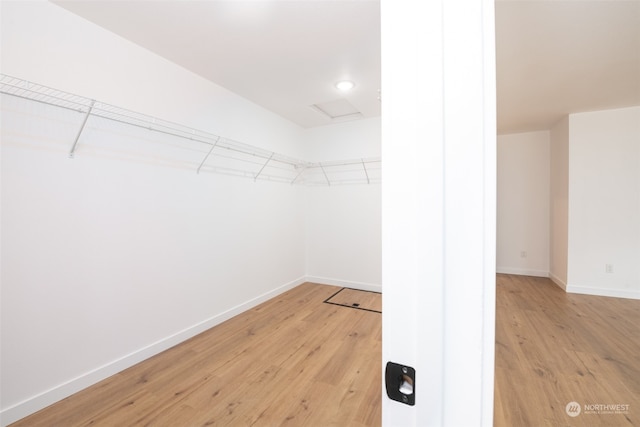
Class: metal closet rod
88,110,301,169
0,74,300,167
305,158,381,168
289,158,381,185
0,74,381,183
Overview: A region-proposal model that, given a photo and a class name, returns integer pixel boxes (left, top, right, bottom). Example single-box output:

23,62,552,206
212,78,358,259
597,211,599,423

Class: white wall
1,116,306,421
550,116,569,287
304,184,381,291
1,1,308,424
302,117,381,162
497,131,550,276
499,108,640,300
303,118,381,291
567,106,640,299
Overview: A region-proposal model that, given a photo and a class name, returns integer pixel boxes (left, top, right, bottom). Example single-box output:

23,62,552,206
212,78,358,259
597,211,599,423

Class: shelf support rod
69,100,95,158
290,166,307,185
196,136,221,174
254,152,274,182
361,158,370,184
320,163,331,186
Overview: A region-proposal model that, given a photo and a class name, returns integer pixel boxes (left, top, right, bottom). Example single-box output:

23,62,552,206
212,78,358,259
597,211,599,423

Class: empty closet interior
1,1,382,424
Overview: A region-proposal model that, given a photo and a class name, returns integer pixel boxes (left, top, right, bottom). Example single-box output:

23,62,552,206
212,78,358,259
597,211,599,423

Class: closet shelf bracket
254,152,274,182
69,99,95,159
196,136,221,174
361,158,370,184
320,163,331,186
290,165,307,185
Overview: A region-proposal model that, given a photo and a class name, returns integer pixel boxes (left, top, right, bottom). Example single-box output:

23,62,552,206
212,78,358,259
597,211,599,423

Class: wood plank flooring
11,283,382,427
11,275,639,426
494,274,640,427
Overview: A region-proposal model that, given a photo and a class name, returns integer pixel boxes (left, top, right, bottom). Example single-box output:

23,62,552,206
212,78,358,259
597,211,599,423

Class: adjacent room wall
567,106,640,299
549,116,569,288
499,109,640,301
496,131,550,276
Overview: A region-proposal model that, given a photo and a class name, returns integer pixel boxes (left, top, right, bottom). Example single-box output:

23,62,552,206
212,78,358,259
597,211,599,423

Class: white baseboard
496,267,549,278
566,284,640,300
0,276,306,427
305,275,382,293
549,272,567,290
501,271,639,300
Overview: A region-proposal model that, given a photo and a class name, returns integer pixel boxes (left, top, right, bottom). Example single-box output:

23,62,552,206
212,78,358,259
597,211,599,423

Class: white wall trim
511,273,639,301
305,275,382,293
0,276,306,427
496,267,549,278
566,284,640,300
549,272,568,290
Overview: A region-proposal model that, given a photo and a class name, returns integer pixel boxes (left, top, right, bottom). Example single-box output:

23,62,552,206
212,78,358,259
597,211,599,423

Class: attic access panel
311,98,363,122
324,287,382,313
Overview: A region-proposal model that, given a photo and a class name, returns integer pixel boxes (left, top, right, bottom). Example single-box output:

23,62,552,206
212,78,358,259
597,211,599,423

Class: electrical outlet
606,264,614,274
520,251,527,258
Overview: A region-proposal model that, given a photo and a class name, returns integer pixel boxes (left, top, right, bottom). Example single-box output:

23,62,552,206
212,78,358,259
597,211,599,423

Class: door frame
381,1,496,425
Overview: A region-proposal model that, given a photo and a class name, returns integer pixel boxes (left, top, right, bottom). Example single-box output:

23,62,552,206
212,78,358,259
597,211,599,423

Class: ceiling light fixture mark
336,80,355,91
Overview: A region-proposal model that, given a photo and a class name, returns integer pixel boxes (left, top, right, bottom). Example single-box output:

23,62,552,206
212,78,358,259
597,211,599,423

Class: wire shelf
0,74,380,185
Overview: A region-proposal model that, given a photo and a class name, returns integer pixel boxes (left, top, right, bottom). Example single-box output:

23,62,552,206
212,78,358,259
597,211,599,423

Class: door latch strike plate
385,361,415,406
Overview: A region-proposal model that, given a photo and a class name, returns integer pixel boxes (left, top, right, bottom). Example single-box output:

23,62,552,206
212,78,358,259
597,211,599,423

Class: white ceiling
496,0,640,134
53,0,381,129
54,1,639,133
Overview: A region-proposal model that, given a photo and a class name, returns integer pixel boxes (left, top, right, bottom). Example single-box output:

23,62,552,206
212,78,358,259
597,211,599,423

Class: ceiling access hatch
310,98,363,122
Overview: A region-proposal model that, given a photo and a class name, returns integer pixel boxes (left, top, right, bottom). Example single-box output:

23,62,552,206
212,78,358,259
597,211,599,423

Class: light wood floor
11,276,639,426
11,283,382,427
494,274,640,427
